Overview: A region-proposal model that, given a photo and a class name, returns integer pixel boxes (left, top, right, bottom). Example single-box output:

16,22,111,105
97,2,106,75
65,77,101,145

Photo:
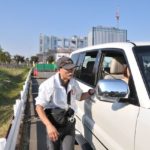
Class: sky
0,0,150,58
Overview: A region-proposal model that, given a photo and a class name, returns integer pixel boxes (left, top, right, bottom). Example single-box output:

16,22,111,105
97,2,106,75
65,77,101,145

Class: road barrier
0,69,32,150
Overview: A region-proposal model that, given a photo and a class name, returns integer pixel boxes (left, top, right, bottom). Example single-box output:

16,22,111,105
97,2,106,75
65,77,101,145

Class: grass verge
0,66,30,138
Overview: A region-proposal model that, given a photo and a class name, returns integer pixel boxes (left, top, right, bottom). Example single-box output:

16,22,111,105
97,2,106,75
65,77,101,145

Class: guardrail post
0,138,6,150
13,99,21,117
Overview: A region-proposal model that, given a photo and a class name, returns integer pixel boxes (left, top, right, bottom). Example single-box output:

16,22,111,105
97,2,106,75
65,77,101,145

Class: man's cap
56,56,76,69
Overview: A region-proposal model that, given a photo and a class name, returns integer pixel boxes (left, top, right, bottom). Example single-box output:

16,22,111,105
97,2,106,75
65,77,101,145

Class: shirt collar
54,73,73,92
58,73,69,86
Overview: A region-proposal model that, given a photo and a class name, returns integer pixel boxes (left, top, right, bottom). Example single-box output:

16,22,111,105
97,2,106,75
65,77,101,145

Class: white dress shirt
35,73,83,112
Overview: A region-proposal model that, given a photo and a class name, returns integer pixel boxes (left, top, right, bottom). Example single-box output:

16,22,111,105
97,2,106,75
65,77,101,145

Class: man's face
59,68,75,81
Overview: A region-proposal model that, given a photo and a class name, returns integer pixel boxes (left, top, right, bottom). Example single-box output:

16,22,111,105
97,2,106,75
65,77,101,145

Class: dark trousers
47,121,75,150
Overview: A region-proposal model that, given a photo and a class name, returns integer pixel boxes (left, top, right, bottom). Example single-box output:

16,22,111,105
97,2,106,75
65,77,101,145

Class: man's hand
46,124,59,142
88,89,95,96
80,88,96,101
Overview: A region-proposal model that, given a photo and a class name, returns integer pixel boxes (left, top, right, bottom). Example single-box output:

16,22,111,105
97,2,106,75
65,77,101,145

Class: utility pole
115,8,120,29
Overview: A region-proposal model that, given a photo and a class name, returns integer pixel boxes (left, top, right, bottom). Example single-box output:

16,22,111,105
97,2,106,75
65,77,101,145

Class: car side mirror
95,79,129,102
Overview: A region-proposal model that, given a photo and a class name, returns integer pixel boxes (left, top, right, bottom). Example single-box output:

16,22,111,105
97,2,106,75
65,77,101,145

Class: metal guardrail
0,69,32,150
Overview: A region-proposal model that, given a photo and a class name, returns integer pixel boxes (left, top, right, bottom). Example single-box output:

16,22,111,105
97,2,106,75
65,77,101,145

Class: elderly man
35,56,95,150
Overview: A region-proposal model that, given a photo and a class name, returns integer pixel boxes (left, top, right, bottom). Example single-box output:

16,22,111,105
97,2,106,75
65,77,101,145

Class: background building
38,26,127,63
88,26,127,46
39,34,87,63
39,34,57,53
55,48,72,61
39,34,87,53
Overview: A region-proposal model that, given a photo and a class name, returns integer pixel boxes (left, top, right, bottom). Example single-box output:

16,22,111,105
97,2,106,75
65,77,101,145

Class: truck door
88,50,140,149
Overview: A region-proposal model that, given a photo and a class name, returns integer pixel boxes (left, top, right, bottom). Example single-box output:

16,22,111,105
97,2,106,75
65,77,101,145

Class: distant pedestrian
35,56,95,150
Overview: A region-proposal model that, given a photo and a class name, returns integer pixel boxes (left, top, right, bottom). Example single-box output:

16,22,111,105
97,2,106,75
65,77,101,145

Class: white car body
70,42,150,150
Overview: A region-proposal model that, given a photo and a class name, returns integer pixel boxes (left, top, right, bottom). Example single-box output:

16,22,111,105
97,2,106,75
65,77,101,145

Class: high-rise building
39,34,58,53
49,36,58,50
39,34,49,53
39,34,87,53
88,26,127,46
70,36,87,49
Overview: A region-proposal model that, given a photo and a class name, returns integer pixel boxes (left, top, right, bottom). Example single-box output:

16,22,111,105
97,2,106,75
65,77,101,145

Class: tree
0,47,4,63
13,55,25,64
46,55,55,63
4,51,11,63
30,56,38,64
0,50,11,64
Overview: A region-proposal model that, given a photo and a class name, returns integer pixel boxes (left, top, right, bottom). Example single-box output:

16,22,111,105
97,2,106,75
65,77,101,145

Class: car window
73,52,85,79
100,54,126,79
134,46,150,97
74,51,98,86
71,53,79,65
98,50,138,105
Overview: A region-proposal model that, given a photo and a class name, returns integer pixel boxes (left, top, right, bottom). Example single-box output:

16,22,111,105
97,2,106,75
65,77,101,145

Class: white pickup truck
70,42,150,150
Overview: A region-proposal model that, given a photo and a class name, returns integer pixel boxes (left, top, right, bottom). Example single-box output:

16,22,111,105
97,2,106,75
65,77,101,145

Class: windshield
134,46,150,96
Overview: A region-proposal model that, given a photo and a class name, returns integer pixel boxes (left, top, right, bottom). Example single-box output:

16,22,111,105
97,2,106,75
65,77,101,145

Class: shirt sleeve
35,82,54,108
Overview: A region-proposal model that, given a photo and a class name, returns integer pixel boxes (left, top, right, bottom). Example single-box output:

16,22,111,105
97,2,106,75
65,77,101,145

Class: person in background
35,56,95,150
121,65,130,84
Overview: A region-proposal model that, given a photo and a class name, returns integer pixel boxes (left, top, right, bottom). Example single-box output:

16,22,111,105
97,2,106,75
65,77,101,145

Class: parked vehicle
70,42,150,150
